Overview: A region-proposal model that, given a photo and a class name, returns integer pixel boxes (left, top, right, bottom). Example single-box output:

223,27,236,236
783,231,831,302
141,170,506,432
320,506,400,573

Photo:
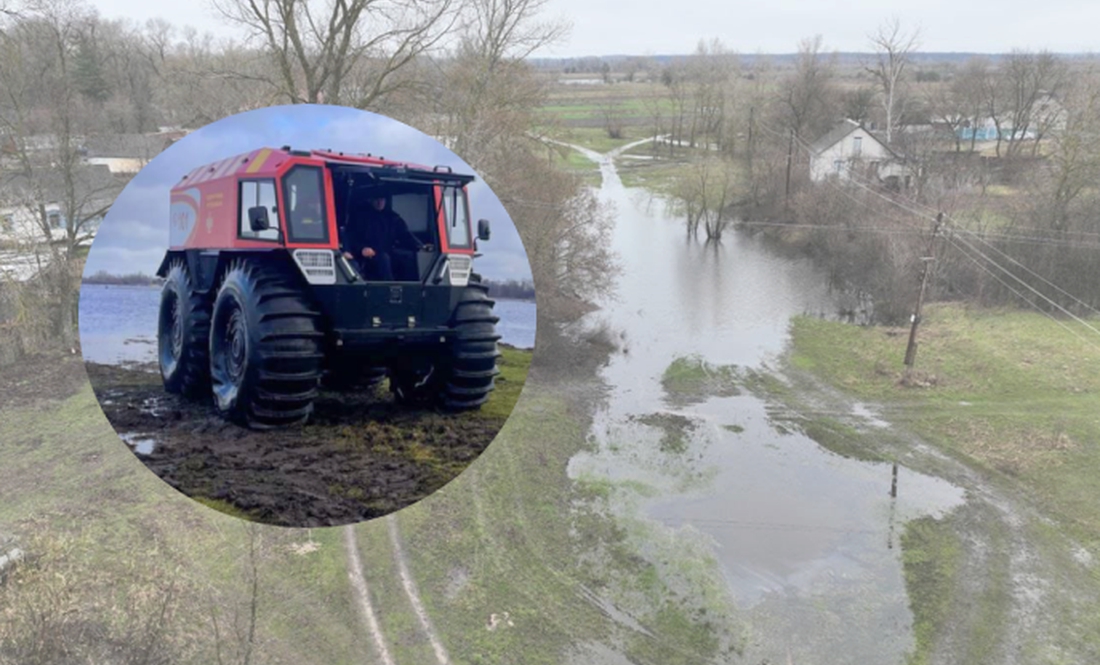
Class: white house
808,118,913,188
0,165,117,248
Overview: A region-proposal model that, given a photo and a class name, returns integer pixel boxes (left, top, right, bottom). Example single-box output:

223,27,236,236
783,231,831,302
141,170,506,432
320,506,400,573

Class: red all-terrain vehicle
156,146,500,428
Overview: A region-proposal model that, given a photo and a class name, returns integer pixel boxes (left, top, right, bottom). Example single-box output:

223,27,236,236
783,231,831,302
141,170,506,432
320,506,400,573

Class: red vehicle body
156,146,499,428
168,147,478,257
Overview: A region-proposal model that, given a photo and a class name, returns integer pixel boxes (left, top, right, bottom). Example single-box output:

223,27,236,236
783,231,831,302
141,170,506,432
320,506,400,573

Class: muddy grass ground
83,346,532,527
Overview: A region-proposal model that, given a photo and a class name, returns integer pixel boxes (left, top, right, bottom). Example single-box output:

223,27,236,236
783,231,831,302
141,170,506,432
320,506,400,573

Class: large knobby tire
441,276,501,410
158,261,211,397
209,261,324,429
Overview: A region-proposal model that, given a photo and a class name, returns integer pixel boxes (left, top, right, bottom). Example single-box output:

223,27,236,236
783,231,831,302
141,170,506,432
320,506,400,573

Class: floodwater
77,284,537,366
568,151,965,662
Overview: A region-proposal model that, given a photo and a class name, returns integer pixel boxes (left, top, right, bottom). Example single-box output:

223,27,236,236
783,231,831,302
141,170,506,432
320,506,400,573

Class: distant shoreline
493,296,537,303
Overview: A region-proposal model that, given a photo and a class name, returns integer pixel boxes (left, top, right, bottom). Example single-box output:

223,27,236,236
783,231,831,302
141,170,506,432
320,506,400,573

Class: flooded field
566,147,970,662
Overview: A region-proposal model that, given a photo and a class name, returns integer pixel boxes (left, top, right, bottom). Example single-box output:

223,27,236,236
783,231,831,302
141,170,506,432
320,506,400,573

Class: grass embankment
366,370,744,664
787,302,1100,663
789,303,1100,524
0,356,365,663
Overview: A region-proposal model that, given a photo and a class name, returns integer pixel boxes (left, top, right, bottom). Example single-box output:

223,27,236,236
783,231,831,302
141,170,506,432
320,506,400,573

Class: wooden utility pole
903,212,944,375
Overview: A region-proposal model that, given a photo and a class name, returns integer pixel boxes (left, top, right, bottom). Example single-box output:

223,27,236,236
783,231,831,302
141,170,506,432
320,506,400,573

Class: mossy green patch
661,355,741,404
901,516,964,665
794,415,887,463
633,412,697,454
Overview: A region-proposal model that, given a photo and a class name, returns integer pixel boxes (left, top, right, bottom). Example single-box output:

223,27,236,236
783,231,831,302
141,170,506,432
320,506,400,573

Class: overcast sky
89,0,1100,56
84,105,533,281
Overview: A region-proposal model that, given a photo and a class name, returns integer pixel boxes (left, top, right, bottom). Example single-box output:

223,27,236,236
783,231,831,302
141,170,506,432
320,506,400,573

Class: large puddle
568,147,966,663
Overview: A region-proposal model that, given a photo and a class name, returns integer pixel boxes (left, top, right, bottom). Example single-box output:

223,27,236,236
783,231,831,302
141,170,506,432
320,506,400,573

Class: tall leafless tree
211,0,462,108
0,0,124,346
777,35,836,143
866,17,920,145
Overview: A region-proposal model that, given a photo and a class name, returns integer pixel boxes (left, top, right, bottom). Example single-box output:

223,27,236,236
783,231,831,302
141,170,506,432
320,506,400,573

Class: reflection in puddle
119,432,157,455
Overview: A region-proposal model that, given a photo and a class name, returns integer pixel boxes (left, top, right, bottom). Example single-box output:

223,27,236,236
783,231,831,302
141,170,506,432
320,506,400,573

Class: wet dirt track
86,362,510,527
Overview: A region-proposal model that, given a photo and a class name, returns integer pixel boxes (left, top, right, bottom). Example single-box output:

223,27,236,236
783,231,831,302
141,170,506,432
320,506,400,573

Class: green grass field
789,302,1100,529
0,372,367,663
787,303,1100,663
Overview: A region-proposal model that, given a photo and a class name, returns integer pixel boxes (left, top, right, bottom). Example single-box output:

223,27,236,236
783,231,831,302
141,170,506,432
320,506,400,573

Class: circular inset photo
78,105,536,527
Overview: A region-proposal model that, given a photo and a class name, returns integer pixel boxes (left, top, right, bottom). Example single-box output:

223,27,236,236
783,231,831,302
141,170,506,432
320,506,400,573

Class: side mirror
477,218,491,241
248,206,270,232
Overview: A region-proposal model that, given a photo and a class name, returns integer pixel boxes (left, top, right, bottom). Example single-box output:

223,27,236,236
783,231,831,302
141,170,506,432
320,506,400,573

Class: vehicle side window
283,166,328,244
441,186,471,249
239,179,280,241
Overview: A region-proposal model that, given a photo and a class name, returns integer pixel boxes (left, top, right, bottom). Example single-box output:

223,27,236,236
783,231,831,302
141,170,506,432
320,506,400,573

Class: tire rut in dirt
443,277,501,410
210,260,324,429
158,261,212,398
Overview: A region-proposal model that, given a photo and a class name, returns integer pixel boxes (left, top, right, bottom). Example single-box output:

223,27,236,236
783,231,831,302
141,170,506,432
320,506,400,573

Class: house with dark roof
808,118,914,189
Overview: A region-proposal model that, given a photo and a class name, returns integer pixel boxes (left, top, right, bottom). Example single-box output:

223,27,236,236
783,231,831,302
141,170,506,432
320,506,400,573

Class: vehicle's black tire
209,260,324,429
440,275,501,410
158,260,211,398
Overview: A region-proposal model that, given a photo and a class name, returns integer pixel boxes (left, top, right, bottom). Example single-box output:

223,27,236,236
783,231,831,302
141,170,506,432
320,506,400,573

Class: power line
949,225,1100,317
944,235,1100,351
947,230,1100,339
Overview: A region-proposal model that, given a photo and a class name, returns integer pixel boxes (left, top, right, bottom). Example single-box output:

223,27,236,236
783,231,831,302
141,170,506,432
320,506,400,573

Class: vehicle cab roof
172,146,475,193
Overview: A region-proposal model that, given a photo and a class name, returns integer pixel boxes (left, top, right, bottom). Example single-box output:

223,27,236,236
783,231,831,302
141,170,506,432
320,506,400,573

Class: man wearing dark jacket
342,196,423,280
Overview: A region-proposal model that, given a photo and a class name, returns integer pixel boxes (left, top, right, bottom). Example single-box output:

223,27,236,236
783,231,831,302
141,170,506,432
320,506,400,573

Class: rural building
955,91,1067,142
808,118,913,188
0,165,119,250
80,133,174,174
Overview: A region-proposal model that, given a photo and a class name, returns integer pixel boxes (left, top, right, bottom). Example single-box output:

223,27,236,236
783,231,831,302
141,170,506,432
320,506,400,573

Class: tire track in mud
386,515,452,665
343,525,396,665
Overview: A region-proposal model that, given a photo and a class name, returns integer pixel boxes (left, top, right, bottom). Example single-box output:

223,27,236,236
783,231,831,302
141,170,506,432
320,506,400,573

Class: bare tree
672,157,742,241
776,35,837,143
957,56,991,153
211,0,462,108
1000,49,1067,158
0,0,125,346
460,0,567,71
415,0,615,323
866,17,920,145
686,38,736,151
1028,67,1100,232
661,61,690,153
599,96,625,139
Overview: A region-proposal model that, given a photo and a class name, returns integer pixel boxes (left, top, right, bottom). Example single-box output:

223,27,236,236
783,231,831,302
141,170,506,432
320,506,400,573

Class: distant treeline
484,279,536,300
82,271,162,286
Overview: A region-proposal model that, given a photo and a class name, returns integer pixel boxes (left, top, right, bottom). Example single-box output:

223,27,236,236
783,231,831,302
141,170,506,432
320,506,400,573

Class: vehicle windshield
440,185,472,249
